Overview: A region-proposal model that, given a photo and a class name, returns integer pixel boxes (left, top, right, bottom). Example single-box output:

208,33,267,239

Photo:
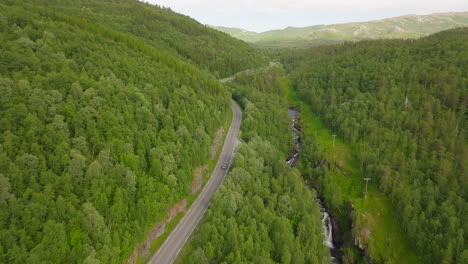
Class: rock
127,199,187,263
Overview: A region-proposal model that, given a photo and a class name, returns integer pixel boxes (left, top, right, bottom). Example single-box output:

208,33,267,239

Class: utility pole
332,134,337,147
363,178,371,199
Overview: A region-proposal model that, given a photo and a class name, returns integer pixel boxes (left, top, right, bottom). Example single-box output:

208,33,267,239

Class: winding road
148,100,242,264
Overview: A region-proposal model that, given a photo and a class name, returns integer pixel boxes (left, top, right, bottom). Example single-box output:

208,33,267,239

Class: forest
20,0,268,78
0,0,267,262
1,0,467,263
178,68,331,263
281,28,467,263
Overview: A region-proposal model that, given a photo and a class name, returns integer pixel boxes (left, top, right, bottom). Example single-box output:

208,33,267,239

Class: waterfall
320,202,335,248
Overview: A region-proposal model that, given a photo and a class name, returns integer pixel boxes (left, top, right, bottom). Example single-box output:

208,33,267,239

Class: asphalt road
148,100,242,264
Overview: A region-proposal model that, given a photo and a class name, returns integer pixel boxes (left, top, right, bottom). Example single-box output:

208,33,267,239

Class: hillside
281,28,467,263
208,26,259,43
0,1,266,263
212,12,468,48
33,0,268,78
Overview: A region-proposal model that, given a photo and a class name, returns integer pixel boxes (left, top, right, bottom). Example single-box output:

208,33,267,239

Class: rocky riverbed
287,107,342,264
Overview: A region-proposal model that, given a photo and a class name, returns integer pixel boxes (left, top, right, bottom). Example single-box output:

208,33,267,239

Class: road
219,61,276,83
148,100,242,264
219,76,235,83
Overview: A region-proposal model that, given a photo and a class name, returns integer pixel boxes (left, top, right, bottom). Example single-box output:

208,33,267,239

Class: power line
363,177,371,199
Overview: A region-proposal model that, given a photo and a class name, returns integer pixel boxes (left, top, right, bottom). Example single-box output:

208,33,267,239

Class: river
287,107,341,264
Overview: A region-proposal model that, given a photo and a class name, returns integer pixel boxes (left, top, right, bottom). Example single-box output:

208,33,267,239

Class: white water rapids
319,201,335,248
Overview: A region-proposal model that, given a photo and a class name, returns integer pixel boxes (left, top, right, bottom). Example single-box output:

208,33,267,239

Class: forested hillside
25,0,268,78
177,69,331,263
0,1,264,263
282,28,467,263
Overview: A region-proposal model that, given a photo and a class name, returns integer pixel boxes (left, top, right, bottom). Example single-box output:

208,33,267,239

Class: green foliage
283,77,422,264
283,28,467,263
0,0,261,262
25,0,268,78
232,68,292,153
178,69,331,263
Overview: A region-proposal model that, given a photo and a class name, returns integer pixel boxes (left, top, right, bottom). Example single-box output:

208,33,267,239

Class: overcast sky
143,0,468,32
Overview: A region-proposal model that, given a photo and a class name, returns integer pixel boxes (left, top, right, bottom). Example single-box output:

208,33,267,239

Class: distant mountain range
211,12,468,48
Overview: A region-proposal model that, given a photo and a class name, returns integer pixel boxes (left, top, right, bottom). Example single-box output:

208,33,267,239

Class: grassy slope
282,77,423,264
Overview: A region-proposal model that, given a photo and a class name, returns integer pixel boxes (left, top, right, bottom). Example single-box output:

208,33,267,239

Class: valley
0,1,466,264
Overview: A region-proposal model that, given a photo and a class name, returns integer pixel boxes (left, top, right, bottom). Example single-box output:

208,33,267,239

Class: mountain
212,12,468,48
208,26,259,42
0,0,267,263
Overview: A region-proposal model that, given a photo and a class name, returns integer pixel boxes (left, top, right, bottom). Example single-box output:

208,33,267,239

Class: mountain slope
213,12,468,48
34,0,268,77
0,1,267,263
209,26,260,42
282,28,467,263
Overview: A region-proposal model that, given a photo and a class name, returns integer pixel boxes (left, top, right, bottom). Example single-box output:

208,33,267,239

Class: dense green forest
2,0,466,263
18,0,268,78
178,69,331,263
282,28,467,263
0,1,268,262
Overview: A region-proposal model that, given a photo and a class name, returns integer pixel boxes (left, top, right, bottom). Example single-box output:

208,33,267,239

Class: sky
143,0,468,32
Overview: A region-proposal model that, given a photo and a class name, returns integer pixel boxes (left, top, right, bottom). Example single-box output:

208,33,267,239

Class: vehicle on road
221,163,228,169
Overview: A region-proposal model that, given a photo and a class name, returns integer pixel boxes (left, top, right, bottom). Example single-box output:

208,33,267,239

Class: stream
287,107,341,264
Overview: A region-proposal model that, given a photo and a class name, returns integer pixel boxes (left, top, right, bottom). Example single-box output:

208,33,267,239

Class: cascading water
287,107,341,264
320,203,335,248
